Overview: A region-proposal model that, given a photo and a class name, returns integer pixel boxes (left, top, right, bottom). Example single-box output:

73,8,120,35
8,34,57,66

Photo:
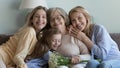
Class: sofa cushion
110,33,120,50
0,33,120,50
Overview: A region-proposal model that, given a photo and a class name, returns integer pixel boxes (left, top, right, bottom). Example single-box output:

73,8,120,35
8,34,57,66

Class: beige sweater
57,34,91,60
0,27,37,68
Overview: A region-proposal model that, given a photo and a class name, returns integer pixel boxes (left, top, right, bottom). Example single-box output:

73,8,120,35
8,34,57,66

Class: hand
71,55,80,64
67,25,86,41
68,25,94,50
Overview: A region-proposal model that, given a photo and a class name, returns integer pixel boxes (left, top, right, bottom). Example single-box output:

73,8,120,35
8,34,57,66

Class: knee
88,60,99,65
99,62,111,68
85,60,99,68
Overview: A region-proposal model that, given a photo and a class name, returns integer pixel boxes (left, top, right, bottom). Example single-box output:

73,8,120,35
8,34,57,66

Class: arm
91,25,116,60
13,28,37,68
68,24,115,60
78,41,91,61
68,25,93,50
71,39,91,64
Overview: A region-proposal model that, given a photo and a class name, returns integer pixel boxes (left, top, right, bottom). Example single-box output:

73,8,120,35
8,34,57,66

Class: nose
75,19,80,25
55,40,59,45
52,19,59,26
38,16,43,21
54,19,59,24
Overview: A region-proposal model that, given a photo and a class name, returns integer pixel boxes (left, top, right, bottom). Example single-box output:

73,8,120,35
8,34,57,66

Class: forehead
52,34,62,39
51,10,61,18
70,11,84,17
35,9,46,15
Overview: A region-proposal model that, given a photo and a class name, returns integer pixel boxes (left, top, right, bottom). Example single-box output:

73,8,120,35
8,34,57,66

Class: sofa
0,33,120,50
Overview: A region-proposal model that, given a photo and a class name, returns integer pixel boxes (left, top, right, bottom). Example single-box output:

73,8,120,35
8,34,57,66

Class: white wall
0,0,120,34
47,0,120,33
0,0,28,34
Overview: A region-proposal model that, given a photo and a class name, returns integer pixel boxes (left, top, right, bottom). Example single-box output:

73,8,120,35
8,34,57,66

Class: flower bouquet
49,51,101,68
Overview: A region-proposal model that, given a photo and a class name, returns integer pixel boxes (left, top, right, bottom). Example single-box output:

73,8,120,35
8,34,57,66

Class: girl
68,6,120,68
47,7,91,68
0,6,47,68
27,28,62,68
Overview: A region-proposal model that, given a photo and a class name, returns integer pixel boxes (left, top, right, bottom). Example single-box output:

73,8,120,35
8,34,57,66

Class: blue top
91,24,120,61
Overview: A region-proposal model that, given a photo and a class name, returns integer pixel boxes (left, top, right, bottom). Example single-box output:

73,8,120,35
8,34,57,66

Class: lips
37,22,44,25
76,25,82,30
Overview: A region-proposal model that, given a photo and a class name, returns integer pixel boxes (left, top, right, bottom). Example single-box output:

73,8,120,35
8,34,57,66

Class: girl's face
50,34,62,50
70,12,87,31
50,11,65,30
32,9,47,32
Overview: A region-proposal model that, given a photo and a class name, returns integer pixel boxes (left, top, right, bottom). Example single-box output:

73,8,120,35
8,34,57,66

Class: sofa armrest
0,34,11,45
110,33,120,50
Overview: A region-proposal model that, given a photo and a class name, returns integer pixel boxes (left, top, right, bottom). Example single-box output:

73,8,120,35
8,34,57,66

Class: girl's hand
71,55,80,64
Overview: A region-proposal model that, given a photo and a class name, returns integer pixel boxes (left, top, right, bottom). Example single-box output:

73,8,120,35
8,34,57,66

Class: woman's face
32,9,47,31
50,11,65,30
50,34,62,50
70,11,87,31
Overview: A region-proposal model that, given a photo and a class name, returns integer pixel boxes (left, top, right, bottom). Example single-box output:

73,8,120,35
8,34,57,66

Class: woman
47,7,91,68
0,6,47,68
68,6,120,68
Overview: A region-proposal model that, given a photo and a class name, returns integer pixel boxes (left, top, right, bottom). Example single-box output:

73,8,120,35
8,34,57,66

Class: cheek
32,18,37,22
72,23,77,27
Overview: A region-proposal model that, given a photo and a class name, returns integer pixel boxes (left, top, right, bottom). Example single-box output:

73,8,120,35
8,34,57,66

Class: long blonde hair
20,6,47,31
69,6,93,38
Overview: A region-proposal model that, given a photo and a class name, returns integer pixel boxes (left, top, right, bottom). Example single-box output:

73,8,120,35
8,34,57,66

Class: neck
59,26,68,35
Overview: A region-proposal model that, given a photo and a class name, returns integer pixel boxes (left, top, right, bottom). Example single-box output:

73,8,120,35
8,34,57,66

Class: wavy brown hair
31,28,61,58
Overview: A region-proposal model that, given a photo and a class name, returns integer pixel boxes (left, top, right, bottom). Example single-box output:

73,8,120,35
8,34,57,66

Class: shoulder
92,24,110,39
93,24,105,30
22,27,36,34
17,26,36,37
93,24,108,33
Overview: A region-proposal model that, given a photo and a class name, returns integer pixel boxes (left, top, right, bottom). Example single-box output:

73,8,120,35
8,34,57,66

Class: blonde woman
0,6,47,68
68,6,120,68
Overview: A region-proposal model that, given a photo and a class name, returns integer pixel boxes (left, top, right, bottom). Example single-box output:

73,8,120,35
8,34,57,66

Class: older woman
47,7,90,68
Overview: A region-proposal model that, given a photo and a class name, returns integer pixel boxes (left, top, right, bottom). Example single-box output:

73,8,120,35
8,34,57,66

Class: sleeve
13,28,37,68
91,25,116,60
77,39,91,60
42,51,49,61
77,40,90,54
78,54,91,60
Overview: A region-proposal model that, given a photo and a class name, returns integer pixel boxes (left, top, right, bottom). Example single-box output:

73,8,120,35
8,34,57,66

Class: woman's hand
71,55,80,64
67,25,93,50
67,25,86,41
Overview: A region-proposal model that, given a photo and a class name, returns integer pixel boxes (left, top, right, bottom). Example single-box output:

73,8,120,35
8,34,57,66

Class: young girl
0,6,47,68
26,28,62,68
